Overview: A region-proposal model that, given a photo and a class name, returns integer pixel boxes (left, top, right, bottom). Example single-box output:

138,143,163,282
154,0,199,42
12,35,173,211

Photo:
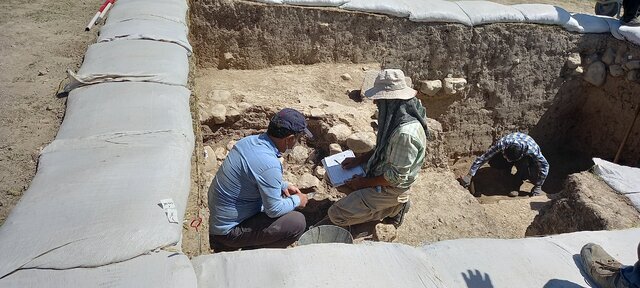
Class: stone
329,143,342,155
226,105,241,122
290,145,309,163
214,147,228,160
346,132,376,154
610,65,625,77
584,53,599,65
625,60,640,70
340,73,352,80
584,61,606,87
574,66,584,74
443,77,467,95
602,48,616,65
237,102,253,111
419,80,442,96
37,69,47,76
309,108,325,118
204,172,215,186
204,146,217,173
297,173,320,190
374,223,397,242
627,70,639,81
226,140,237,151
314,166,326,179
211,104,227,124
224,52,234,60
207,89,232,103
566,53,581,69
327,124,352,143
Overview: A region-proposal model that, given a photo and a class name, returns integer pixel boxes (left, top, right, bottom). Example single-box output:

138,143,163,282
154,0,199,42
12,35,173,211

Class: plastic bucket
297,225,353,246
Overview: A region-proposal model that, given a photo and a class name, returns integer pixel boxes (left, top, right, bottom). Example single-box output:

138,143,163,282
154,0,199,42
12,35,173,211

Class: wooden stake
614,104,640,163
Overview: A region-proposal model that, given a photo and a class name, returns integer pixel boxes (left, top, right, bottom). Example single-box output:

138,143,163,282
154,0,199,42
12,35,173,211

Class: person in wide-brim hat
326,69,428,228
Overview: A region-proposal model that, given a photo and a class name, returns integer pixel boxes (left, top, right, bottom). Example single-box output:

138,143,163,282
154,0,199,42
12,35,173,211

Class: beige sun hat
361,69,417,100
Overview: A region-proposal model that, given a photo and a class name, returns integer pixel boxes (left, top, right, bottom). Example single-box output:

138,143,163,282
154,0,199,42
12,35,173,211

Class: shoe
580,243,630,288
383,201,411,228
622,16,640,26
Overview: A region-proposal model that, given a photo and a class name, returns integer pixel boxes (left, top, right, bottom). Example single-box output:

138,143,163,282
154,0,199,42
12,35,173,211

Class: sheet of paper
322,150,365,187
159,198,179,224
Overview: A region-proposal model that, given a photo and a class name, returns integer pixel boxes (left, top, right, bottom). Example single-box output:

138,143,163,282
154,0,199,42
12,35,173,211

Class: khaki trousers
328,186,409,226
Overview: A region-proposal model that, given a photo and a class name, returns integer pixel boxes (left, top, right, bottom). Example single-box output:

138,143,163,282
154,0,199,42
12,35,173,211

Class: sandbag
511,4,572,26
106,0,188,25
283,0,348,6
98,19,192,54
192,243,444,287
0,251,197,288
408,0,472,26
57,83,192,140
64,40,189,92
619,25,640,45
455,1,525,25
603,17,625,40
340,0,412,18
0,132,193,278
593,158,640,194
563,13,611,33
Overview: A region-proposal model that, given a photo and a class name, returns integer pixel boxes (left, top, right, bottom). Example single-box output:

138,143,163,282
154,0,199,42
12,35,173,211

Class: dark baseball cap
270,108,313,138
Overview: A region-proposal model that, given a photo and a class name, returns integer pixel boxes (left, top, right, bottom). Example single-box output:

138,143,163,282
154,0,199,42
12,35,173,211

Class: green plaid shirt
368,121,427,189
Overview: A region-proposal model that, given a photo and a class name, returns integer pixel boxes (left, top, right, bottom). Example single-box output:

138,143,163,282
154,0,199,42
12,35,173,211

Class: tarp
56,83,192,140
98,19,192,54
408,0,472,26
340,0,412,18
593,158,640,194
0,132,193,278
192,228,640,288
106,0,188,26
455,1,525,25
511,4,572,26
284,0,348,6
0,251,197,288
64,40,189,92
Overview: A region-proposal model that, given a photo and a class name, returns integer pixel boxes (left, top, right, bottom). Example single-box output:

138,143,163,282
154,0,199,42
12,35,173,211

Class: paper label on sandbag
160,198,179,224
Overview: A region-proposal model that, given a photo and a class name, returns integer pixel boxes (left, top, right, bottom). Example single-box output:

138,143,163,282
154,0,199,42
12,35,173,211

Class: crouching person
328,69,428,228
208,108,313,252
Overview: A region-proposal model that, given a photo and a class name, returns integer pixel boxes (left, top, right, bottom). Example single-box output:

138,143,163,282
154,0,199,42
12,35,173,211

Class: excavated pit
183,0,640,256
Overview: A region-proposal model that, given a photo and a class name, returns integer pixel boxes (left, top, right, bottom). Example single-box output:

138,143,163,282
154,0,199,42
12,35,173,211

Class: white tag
159,198,178,224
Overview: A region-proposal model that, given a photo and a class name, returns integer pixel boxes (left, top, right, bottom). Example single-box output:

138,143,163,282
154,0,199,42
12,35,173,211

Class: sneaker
580,243,630,288
383,201,410,228
622,16,640,26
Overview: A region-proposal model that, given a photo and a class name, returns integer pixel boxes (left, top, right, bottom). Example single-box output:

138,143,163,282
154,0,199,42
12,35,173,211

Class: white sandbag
619,25,640,45
106,0,188,25
407,0,472,26
64,40,189,92
511,4,572,26
0,251,197,288
56,83,192,140
98,19,192,54
252,0,283,3
283,0,348,6
0,132,193,278
340,0,412,18
563,13,611,33
192,243,444,287
626,193,640,211
604,17,625,40
593,158,640,194
455,1,525,25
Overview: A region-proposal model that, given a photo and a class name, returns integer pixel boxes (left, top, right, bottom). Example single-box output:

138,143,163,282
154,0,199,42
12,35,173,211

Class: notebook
321,150,366,187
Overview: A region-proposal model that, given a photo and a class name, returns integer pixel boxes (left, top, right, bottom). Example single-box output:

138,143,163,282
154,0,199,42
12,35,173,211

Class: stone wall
191,0,640,165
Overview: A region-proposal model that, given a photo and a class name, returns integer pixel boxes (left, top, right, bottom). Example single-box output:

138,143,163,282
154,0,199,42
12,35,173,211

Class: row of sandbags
0,0,197,285
250,0,640,44
192,228,640,287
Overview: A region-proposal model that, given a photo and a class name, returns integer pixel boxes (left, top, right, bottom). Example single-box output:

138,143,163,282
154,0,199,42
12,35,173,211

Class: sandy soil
0,0,96,225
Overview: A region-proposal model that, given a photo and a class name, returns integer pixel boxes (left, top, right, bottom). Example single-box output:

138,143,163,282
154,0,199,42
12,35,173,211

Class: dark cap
270,108,313,138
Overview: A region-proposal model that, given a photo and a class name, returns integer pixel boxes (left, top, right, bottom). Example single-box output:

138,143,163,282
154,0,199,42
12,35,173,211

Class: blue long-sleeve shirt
208,134,300,235
469,132,549,186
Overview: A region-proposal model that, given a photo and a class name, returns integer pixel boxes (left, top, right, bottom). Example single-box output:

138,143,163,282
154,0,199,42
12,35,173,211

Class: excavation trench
182,0,640,256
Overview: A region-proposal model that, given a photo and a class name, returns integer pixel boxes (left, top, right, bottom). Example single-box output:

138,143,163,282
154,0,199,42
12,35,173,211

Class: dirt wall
190,0,640,165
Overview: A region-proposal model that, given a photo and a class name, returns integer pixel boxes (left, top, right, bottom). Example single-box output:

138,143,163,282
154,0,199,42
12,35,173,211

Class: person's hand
530,185,543,196
458,174,472,188
345,175,367,191
341,156,361,169
296,193,308,208
282,184,301,197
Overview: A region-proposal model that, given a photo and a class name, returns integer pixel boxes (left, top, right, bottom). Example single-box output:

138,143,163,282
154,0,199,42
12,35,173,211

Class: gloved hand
530,185,543,196
458,174,472,188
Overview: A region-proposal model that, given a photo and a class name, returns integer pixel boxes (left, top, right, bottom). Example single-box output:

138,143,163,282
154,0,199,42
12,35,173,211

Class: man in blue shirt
208,108,312,252
459,132,549,197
